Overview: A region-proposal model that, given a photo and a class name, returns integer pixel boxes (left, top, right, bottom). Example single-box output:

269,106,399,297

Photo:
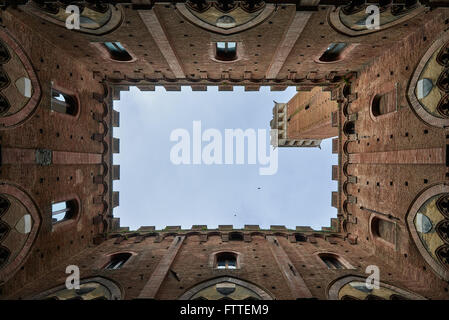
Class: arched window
51,200,78,224
51,88,78,116
372,91,396,117
103,42,133,62
229,232,243,241
319,254,345,269
319,43,348,62
104,252,132,270
216,252,237,270
215,42,237,61
31,277,122,300
371,217,396,244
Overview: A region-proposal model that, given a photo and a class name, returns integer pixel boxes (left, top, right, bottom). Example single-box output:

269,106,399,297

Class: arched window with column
30,277,122,300
51,200,78,224
215,252,238,270
51,87,79,116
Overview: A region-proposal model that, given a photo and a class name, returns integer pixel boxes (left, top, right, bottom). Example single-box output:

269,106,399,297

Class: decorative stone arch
178,276,274,300
406,184,449,281
29,276,123,300
0,183,41,283
328,3,425,37
22,3,124,36
407,31,449,128
176,3,275,35
0,29,41,129
327,275,425,300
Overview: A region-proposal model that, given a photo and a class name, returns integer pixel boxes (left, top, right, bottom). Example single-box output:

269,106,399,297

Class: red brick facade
0,1,448,301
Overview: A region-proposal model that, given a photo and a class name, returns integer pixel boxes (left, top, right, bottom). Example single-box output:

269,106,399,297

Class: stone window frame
407,31,449,128
368,213,398,251
327,275,425,300
28,276,123,300
406,184,449,281
314,251,355,270
178,276,274,300
328,5,425,37
209,250,242,270
0,183,41,284
51,194,81,233
175,3,275,35
50,82,81,120
368,82,398,122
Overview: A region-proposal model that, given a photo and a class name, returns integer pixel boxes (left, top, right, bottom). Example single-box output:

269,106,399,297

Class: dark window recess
372,92,396,116
216,252,237,269
103,42,133,62
228,232,243,241
52,200,78,224
371,217,395,244
215,42,237,61
295,234,307,242
51,89,78,116
104,252,132,270
320,254,345,269
319,43,347,62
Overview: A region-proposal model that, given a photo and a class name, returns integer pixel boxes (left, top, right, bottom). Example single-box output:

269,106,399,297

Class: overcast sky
112,86,337,231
